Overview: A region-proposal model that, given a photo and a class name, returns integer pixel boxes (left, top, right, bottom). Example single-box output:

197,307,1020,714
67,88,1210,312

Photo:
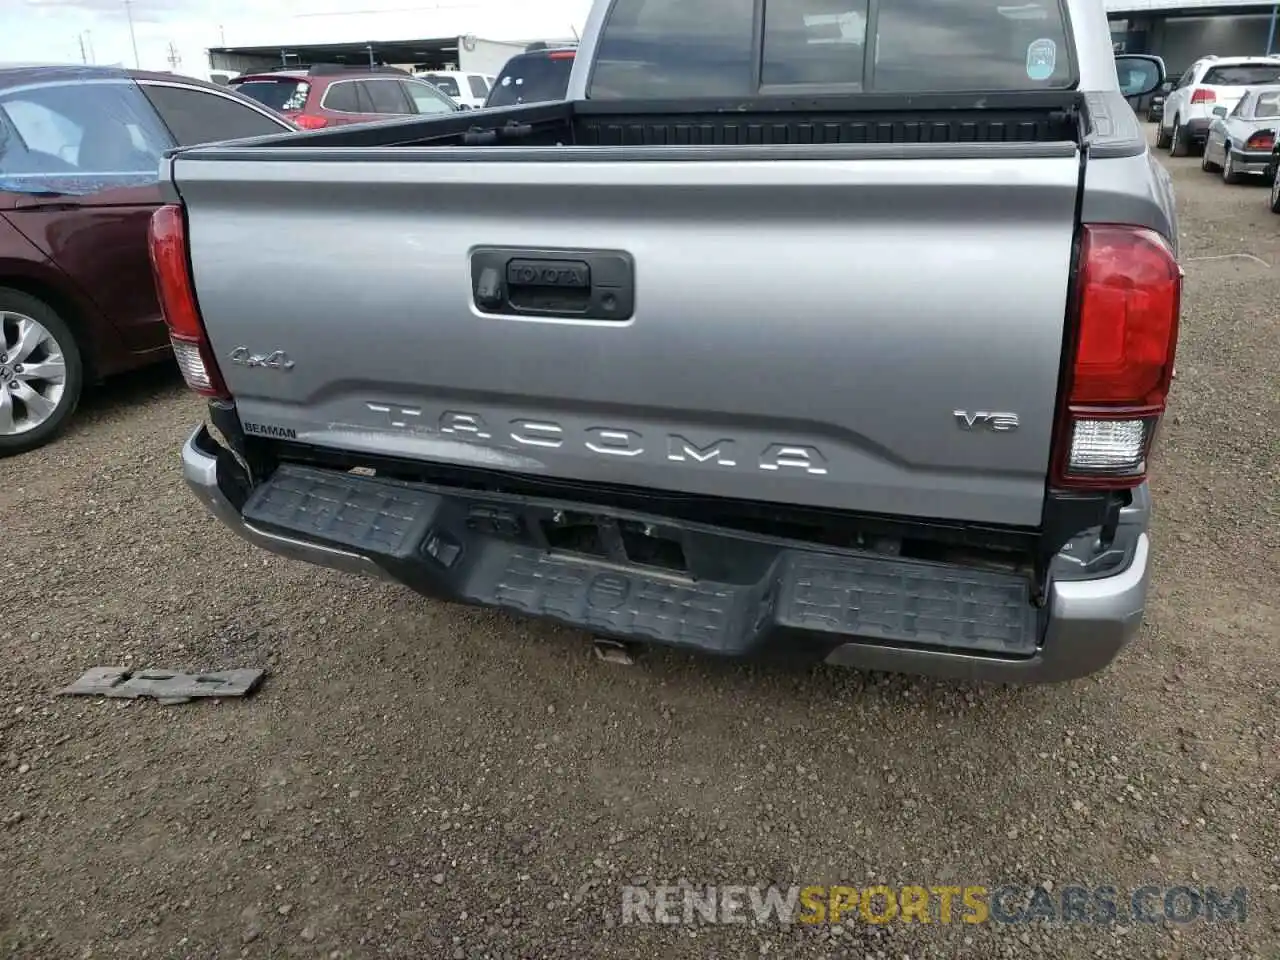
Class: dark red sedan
0,65,294,455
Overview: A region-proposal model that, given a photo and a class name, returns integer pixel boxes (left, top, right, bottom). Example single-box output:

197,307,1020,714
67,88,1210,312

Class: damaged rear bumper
182,425,1150,684
1227,148,1275,177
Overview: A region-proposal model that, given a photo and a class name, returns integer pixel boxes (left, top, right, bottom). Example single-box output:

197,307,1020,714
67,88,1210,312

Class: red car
228,64,464,129
0,65,294,455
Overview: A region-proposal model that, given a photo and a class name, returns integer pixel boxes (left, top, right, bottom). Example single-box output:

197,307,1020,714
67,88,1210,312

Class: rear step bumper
182,426,1150,684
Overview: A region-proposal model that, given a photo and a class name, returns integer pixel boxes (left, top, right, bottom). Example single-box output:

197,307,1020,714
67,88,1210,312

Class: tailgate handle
506,258,592,313
507,258,590,289
471,248,634,321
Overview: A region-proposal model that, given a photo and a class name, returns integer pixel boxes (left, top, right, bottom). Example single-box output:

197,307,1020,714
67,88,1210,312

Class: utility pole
85,30,96,63
123,0,141,68
78,33,88,64
166,40,181,71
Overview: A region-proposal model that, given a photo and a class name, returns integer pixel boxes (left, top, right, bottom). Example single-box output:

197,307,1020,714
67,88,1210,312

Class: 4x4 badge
229,346,295,371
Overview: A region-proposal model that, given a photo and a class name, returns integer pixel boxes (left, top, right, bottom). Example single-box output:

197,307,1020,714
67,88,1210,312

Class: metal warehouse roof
1105,0,1279,12
207,36,462,67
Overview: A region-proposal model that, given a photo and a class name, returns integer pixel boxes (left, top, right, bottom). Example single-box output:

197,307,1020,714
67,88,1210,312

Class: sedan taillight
1246,131,1275,151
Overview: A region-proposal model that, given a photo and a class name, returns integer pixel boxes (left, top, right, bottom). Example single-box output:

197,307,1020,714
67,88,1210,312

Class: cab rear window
589,0,1075,99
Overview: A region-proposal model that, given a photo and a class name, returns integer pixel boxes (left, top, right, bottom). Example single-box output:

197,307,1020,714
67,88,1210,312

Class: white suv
1158,55,1280,155
412,71,494,110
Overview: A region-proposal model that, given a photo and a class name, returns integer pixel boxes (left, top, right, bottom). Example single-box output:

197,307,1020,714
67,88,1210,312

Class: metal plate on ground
58,668,265,705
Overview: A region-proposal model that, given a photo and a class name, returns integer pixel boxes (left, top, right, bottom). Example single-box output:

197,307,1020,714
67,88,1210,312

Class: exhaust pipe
593,638,636,666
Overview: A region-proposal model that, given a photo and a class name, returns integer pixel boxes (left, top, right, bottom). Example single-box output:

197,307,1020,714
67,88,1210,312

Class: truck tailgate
175,150,1080,528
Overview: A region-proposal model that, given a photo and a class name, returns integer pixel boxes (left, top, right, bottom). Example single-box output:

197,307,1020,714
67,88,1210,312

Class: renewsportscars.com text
620,884,1248,927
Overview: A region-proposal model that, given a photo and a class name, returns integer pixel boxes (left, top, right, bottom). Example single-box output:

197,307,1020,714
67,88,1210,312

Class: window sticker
1026,38,1056,81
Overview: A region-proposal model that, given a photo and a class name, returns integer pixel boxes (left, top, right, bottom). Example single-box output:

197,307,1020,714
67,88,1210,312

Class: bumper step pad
474,547,757,653
780,554,1035,655
243,465,442,560
242,465,1039,659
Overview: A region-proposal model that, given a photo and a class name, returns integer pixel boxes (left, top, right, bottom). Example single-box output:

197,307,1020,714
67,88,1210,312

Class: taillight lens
1052,225,1181,489
1190,88,1216,104
1246,130,1275,151
294,113,329,129
147,204,229,399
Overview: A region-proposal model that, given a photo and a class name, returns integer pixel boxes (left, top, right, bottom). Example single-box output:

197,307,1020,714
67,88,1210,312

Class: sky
0,0,592,78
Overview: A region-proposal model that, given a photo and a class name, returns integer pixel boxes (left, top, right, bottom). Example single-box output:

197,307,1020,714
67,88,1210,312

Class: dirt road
1,141,1277,959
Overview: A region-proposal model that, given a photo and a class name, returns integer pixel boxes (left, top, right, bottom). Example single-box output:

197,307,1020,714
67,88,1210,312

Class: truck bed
182,91,1087,155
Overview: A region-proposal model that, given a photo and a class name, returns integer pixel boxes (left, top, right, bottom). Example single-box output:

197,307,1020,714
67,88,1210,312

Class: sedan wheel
1270,168,1280,213
0,291,83,456
1222,150,1243,185
1201,144,1220,172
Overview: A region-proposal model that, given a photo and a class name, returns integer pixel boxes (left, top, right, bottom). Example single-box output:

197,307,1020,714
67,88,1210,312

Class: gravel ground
1,136,1277,960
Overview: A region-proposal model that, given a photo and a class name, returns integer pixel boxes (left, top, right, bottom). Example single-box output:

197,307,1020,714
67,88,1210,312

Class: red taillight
1189,88,1216,104
148,204,229,399
294,113,329,129
1246,131,1275,151
548,51,576,60
1052,225,1181,489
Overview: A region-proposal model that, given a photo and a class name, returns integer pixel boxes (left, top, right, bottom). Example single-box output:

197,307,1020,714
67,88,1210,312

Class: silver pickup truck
156,0,1180,683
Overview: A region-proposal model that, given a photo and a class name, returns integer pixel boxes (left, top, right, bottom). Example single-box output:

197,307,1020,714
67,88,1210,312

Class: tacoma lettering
510,420,564,448
363,406,829,475
760,444,828,476
366,402,422,429
667,435,737,467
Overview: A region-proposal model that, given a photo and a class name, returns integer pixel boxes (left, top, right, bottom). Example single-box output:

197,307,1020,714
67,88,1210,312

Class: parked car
1201,85,1280,182
0,65,294,455
1268,139,1280,213
159,0,1175,684
483,47,576,108
229,64,463,129
412,71,494,109
1156,54,1280,155
1147,79,1174,121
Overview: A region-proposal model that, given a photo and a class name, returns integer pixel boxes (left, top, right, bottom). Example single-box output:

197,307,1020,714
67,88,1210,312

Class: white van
412,70,494,109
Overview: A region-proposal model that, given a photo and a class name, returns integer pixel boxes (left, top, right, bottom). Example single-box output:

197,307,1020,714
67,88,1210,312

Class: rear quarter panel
1080,91,1179,253
0,215,136,377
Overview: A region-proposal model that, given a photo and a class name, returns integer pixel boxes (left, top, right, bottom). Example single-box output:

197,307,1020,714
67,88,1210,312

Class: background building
1107,0,1279,73
206,35,561,79
205,4,582,79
